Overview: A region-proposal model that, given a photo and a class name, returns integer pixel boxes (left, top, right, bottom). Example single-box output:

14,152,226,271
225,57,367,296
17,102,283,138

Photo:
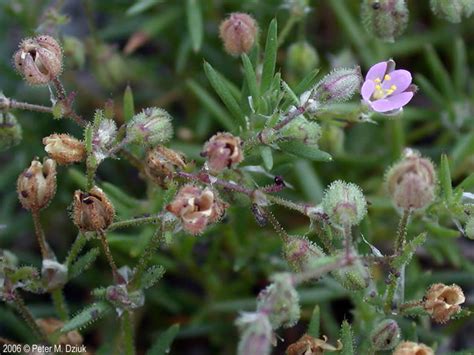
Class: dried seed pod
0,111,22,152
13,35,63,85
423,283,465,323
385,149,436,210
393,341,434,355
166,185,227,235
72,187,115,232
17,158,57,212
286,334,342,355
43,133,86,165
202,132,244,172
219,13,258,56
36,318,83,346
370,319,400,350
145,145,186,187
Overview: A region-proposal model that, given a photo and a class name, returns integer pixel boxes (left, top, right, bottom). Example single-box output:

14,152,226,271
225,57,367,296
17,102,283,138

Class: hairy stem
395,209,411,254
65,233,87,267
342,224,353,261
292,258,346,285
31,210,51,260
121,311,136,355
51,288,69,321
98,230,120,282
108,214,162,232
177,171,254,196
10,291,49,343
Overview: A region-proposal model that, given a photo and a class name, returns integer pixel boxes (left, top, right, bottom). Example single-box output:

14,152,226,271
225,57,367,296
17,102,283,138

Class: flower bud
280,116,321,146
370,319,401,350
256,273,300,329
0,111,22,151
393,341,434,355
145,145,186,187
43,133,86,165
430,0,474,23
465,217,474,239
36,318,83,346
361,0,409,42
13,35,63,85
166,185,227,235
72,187,115,232
202,132,244,172
41,259,68,290
17,158,57,212
423,283,465,323
385,149,436,210
311,67,362,104
219,13,258,56
283,236,325,272
321,180,367,227
332,251,370,290
235,312,273,355
106,284,144,311
286,334,342,355
286,41,319,77
127,107,173,147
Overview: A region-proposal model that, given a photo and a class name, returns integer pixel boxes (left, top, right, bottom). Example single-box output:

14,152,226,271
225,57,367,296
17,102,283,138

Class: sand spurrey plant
0,1,473,354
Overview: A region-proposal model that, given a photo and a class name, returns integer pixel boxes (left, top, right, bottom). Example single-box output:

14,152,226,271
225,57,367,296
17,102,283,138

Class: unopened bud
385,149,436,210
465,217,474,239
287,334,342,355
393,341,434,355
311,67,362,104
106,284,144,311
322,180,367,226
219,13,258,56
166,185,227,235
127,107,173,147
286,41,319,77
72,187,115,232
423,283,465,323
13,35,63,85
41,259,68,290
283,236,325,272
235,312,273,355
430,0,474,23
145,145,186,187
17,158,57,212
280,116,321,146
0,111,22,151
370,319,401,350
361,0,409,42
43,133,86,165
202,132,244,172
36,318,83,346
332,253,370,290
256,273,300,329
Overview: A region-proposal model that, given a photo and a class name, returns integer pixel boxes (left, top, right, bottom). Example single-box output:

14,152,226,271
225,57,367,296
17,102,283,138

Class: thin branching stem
97,229,120,282
108,214,162,231
31,210,50,260
121,311,136,355
10,290,49,343
51,288,69,321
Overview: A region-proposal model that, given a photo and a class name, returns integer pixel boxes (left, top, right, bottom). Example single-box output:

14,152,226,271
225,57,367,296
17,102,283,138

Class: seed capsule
202,132,244,172
43,133,86,165
17,158,57,212
13,35,63,85
72,187,115,232
145,145,186,187
393,341,434,355
423,283,465,323
219,13,258,56
370,319,401,350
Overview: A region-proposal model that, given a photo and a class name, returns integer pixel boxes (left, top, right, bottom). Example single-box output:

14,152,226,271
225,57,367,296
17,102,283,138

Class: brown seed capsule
13,35,63,85
145,145,186,187
385,149,436,210
423,283,465,323
219,13,258,56
36,318,83,346
43,133,86,165
392,341,434,355
286,334,342,355
166,184,227,235
17,158,57,212
202,132,244,172
72,187,115,232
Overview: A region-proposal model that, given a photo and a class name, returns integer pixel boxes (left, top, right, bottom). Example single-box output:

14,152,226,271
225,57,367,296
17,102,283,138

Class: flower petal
361,80,375,101
382,69,412,94
370,92,414,113
366,61,388,81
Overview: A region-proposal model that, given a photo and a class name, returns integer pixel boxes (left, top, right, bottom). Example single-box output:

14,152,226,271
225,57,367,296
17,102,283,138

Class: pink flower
361,60,415,114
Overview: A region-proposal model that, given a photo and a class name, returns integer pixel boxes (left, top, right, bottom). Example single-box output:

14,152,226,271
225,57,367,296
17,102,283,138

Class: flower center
372,75,397,100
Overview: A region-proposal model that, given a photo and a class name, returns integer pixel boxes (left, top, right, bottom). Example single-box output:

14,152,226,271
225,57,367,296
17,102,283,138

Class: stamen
374,78,381,83
384,74,391,81
390,85,397,90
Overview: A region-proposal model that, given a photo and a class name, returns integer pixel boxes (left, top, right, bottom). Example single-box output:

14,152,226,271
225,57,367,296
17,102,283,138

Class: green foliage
146,324,180,355
61,301,113,333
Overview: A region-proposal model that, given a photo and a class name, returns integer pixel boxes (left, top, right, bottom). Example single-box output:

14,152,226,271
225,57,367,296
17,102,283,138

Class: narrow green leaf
146,324,180,355
123,85,135,122
203,62,244,126
295,160,324,203
61,301,113,333
127,0,161,16
186,0,203,52
279,141,332,162
307,305,320,338
69,248,100,279
281,69,320,110
456,173,474,191
424,45,456,100
451,132,474,169
391,233,427,270
414,74,446,107
340,320,354,355
241,54,259,110
260,146,273,170
141,265,166,289
425,222,459,239
453,38,467,93
261,19,278,93
281,80,299,106
186,79,235,131
440,154,453,202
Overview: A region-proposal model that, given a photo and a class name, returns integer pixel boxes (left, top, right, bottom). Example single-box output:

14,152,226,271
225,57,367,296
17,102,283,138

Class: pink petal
370,92,414,113
361,80,375,101
366,61,388,81
382,70,412,94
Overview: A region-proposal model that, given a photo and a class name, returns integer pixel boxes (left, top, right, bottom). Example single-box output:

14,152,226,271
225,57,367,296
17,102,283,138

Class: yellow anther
384,74,391,81
374,78,381,83
386,89,394,95
375,84,382,90
390,85,397,90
